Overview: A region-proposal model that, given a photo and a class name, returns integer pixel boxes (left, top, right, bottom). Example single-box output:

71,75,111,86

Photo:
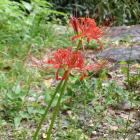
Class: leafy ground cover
0,0,140,140
0,24,140,139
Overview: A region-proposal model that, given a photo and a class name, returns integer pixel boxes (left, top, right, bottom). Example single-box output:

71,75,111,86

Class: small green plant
119,61,140,92
1,82,28,127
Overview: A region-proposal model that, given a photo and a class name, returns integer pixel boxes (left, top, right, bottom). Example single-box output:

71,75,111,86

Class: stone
109,24,140,42
117,101,132,110
96,46,140,63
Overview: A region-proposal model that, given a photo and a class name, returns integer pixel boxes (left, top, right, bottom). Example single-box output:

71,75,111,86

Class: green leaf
6,92,15,100
22,1,32,11
19,111,30,118
119,61,127,65
27,107,34,114
51,97,59,107
121,68,128,73
14,116,22,129
35,92,44,101
18,93,25,100
44,91,51,104
0,120,7,125
126,35,131,39
13,83,21,94
79,117,84,120
33,109,45,114
134,96,140,101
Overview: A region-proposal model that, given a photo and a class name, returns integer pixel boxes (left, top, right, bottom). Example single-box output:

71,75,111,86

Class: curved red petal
56,69,62,81
61,70,71,80
72,34,85,40
80,73,87,81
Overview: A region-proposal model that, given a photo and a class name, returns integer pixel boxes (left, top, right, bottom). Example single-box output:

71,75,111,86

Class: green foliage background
48,0,140,26
0,0,67,56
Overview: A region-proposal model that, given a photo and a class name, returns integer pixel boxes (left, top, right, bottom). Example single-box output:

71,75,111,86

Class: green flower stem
127,46,132,92
76,39,82,52
46,77,69,140
34,36,81,140
33,80,63,140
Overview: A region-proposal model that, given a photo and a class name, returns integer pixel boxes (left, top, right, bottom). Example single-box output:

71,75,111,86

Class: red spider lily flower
69,16,97,35
70,16,115,50
69,16,79,34
31,48,110,81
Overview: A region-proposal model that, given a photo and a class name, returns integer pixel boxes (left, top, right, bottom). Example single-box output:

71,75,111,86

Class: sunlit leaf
27,107,34,114
14,116,22,129
22,1,32,11
19,111,30,118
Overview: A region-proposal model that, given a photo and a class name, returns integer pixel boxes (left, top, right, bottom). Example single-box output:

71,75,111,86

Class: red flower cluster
32,48,109,81
70,16,114,50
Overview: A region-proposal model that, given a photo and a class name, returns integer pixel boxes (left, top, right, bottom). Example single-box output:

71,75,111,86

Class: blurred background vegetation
0,0,139,56
11,0,140,26
47,0,140,26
